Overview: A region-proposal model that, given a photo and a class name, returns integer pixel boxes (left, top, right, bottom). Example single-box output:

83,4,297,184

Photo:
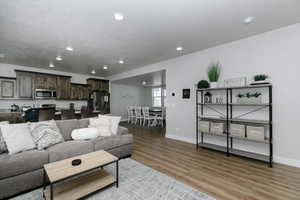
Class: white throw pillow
89,117,112,136
98,115,121,135
29,120,64,150
0,123,36,155
71,128,100,140
0,121,9,153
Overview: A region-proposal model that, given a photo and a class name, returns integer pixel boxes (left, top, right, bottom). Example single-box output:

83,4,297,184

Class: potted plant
197,80,210,89
207,62,221,88
251,74,270,85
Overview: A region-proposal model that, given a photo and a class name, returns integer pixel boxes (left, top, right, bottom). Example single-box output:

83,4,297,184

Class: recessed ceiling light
244,16,255,25
66,46,73,51
114,13,124,21
176,46,183,51
56,56,62,61
0,53,5,59
103,65,108,70
119,60,124,64
142,81,147,85
49,62,55,68
91,69,96,74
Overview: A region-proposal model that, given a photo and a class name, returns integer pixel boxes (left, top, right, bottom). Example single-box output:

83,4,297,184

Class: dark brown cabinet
35,74,57,90
87,79,109,92
57,76,71,99
16,71,35,98
71,83,88,100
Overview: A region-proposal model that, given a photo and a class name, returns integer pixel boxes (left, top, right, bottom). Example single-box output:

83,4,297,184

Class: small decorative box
230,123,245,138
199,121,210,133
210,122,224,135
247,125,265,141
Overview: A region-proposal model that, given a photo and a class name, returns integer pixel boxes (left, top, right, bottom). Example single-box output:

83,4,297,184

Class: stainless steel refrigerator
88,90,110,114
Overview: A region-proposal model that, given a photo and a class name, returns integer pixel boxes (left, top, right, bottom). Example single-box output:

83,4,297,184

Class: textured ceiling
0,0,300,77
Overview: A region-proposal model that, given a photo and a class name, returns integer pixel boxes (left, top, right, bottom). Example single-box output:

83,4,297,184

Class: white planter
210,82,218,88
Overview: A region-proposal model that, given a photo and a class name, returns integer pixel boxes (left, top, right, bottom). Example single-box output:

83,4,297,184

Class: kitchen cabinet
87,79,109,92
16,71,35,98
71,83,88,100
35,74,57,90
57,76,71,99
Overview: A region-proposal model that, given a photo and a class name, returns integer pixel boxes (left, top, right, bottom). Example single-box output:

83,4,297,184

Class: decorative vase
210,82,217,88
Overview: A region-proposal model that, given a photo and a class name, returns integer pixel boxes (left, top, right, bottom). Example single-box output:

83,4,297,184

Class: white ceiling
0,0,300,77
112,70,166,87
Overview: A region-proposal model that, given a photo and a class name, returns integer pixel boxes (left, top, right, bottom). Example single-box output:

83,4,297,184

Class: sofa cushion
93,134,133,151
0,150,48,179
117,126,129,135
29,120,64,150
0,123,36,155
55,119,79,141
47,140,94,162
78,118,90,128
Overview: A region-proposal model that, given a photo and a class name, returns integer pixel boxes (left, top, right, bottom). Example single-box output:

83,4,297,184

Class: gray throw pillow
0,121,9,154
29,120,64,150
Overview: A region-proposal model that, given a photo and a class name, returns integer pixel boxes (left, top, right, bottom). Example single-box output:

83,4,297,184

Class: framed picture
182,89,190,99
1,80,14,98
224,77,247,87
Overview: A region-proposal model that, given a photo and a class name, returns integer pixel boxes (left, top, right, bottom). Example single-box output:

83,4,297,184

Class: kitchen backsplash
0,99,87,110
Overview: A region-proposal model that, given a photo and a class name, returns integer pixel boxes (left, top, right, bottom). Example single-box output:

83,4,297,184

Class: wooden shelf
229,118,270,125
198,143,227,153
200,132,227,137
44,169,116,200
229,149,269,162
229,135,270,144
198,103,227,106
197,84,272,92
229,103,271,106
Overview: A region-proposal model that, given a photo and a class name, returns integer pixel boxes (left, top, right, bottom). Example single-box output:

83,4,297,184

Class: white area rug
11,158,215,200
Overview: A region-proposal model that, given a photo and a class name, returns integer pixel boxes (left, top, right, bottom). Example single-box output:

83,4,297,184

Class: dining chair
127,106,135,124
61,109,76,120
156,107,166,127
134,107,143,126
142,107,157,128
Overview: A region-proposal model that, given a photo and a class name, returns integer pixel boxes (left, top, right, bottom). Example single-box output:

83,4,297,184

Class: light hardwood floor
122,123,300,200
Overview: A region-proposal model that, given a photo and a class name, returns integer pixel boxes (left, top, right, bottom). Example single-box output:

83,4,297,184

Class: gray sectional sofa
0,118,133,199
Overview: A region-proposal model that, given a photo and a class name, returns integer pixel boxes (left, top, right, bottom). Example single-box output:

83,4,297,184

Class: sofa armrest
117,126,129,135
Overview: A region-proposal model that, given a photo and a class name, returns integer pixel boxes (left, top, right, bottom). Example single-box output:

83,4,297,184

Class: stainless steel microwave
35,89,57,99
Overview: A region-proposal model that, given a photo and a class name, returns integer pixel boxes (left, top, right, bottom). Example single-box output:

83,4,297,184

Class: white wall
0,63,104,109
110,83,147,120
108,23,300,167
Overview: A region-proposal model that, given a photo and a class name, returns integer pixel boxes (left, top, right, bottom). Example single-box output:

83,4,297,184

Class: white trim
273,156,300,168
165,134,300,168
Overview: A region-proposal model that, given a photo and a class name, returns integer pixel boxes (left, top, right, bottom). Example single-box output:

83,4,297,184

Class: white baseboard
273,156,300,168
165,134,300,168
165,134,196,144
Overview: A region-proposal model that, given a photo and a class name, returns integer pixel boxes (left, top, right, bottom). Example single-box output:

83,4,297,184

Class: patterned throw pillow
29,120,64,150
0,121,9,154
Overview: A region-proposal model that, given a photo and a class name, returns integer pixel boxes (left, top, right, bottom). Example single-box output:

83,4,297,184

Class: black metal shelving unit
196,84,273,167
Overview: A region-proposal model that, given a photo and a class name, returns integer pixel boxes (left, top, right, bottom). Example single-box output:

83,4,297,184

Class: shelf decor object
199,121,210,133
230,123,245,138
197,80,210,89
246,125,265,141
210,122,225,135
196,84,273,167
224,77,247,87
236,92,262,104
251,74,270,85
207,62,221,88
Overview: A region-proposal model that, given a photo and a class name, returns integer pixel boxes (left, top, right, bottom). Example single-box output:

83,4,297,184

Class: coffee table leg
43,169,46,199
50,184,53,200
116,160,119,188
